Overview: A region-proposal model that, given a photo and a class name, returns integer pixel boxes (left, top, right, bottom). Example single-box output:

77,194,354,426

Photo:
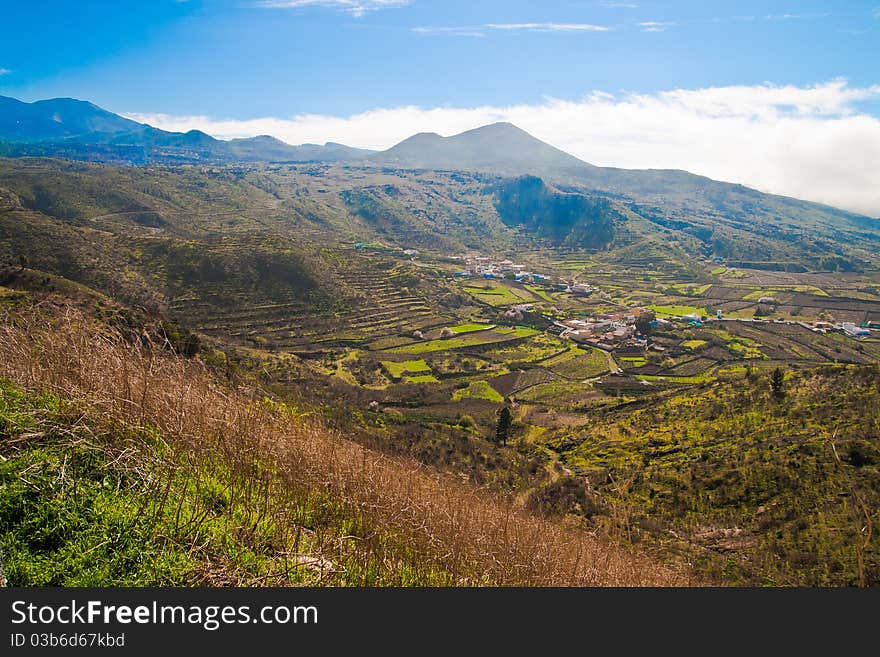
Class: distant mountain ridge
0,95,375,164
0,95,143,141
371,122,590,172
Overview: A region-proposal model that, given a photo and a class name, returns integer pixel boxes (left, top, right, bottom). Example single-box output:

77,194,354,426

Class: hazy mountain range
0,95,373,163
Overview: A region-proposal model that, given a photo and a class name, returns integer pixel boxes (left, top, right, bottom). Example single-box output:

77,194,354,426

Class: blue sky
1,1,879,215
1,0,878,117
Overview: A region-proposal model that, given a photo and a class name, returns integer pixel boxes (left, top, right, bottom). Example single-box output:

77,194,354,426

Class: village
443,251,879,354
450,252,594,294
555,310,877,352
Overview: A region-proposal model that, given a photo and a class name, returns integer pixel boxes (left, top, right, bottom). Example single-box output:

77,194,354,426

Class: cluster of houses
554,281,595,296
787,320,874,338
557,310,648,352
452,254,600,296
839,322,873,338
453,254,550,283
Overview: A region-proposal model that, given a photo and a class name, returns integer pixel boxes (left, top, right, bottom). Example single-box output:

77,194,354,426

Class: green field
525,285,554,302
450,323,496,334
669,283,712,296
461,284,522,306
453,380,504,402
545,347,611,378
647,304,708,317
635,371,716,384
390,327,538,354
743,285,829,298
405,374,440,383
681,339,707,350
381,359,431,379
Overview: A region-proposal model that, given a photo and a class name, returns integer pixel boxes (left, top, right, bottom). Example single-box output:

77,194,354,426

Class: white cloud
254,0,408,17
0,68,11,75
412,26,485,37
125,79,880,216
873,6,880,19
765,12,831,20
413,23,610,36
486,22,610,32
638,21,675,32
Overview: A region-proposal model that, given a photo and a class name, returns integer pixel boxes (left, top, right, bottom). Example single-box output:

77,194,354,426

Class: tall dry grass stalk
0,306,692,586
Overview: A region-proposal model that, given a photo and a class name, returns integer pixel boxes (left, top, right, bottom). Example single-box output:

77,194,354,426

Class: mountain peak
409,131,444,140
372,122,589,172
0,95,143,142
466,121,519,132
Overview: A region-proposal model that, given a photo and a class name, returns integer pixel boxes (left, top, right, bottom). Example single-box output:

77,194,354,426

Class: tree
771,367,785,399
635,310,656,336
495,406,513,446
17,254,28,273
754,303,773,318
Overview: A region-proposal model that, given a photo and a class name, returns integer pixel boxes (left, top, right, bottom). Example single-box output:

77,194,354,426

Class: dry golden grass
0,305,692,586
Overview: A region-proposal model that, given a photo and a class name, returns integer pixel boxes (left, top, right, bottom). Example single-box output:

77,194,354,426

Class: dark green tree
635,310,656,336
495,406,513,446
771,367,786,399
17,254,28,272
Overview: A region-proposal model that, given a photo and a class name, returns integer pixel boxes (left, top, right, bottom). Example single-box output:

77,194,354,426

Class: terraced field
453,380,505,402
388,326,538,355
543,347,612,379
461,281,539,306
171,252,455,352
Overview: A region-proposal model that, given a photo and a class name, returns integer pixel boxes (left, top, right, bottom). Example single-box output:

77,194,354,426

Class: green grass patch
635,371,716,384
524,285,554,302
404,374,440,384
390,327,538,355
727,341,765,359
381,359,431,379
0,381,279,585
682,340,708,350
548,347,612,378
452,380,504,402
461,284,522,306
449,323,495,334
647,304,708,317
669,283,712,297
744,285,829,298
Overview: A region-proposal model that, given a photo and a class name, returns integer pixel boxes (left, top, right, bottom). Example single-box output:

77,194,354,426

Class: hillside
542,364,880,585
371,123,880,270
0,299,686,586
0,159,360,317
492,175,620,248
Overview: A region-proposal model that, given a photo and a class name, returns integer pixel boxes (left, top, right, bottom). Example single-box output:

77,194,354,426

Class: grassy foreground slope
0,305,688,586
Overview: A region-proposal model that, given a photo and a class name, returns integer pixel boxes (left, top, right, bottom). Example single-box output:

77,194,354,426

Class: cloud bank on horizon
126,79,880,217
